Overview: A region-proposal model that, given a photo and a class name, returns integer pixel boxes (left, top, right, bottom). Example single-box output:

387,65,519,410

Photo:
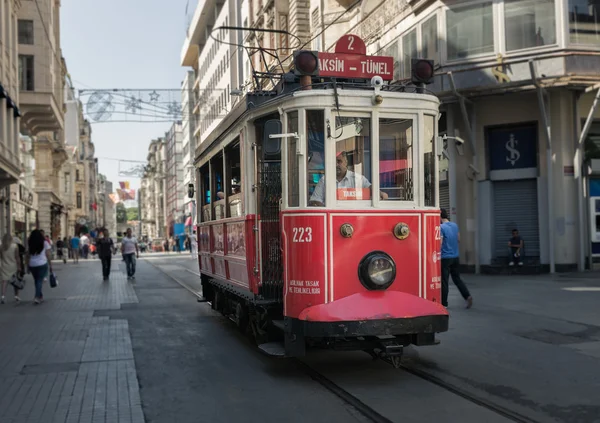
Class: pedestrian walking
1,233,23,304
440,208,473,309
96,229,115,280
56,238,66,263
26,229,53,304
81,233,90,259
70,234,80,263
122,228,139,280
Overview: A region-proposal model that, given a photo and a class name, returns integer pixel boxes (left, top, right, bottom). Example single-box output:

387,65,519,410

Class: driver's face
336,155,347,177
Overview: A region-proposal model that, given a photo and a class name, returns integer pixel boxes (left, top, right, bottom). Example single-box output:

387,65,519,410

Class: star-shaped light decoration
149,91,160,102
125,96,142,113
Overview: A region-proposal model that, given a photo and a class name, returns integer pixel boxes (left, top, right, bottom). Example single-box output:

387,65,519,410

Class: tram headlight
358,251,396,290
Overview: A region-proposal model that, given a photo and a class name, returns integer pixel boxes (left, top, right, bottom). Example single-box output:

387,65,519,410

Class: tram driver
309,151,388,206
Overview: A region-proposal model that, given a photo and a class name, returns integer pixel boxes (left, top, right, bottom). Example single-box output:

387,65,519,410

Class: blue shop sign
488,125,538,171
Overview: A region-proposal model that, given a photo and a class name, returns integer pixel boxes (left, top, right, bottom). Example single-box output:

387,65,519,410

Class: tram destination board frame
318,35,394,81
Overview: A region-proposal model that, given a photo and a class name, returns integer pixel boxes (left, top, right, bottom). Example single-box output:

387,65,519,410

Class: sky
61,0,193,192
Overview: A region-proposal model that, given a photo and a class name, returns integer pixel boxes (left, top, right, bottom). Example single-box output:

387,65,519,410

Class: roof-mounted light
411,59,435,85
293,51,319,76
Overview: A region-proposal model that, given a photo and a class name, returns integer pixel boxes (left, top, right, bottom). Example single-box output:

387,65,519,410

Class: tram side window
211,153,225,220
287,111,299,207
306,110,326,206
424,115,436,207
333,117,373,203
200,164,211,222
379,118,414,201
226,142,243,217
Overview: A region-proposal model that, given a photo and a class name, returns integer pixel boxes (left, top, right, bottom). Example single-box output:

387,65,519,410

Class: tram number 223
292,227,313,243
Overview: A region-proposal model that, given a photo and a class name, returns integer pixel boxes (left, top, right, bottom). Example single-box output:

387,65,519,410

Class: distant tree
116,202,127,223
126,207,139,221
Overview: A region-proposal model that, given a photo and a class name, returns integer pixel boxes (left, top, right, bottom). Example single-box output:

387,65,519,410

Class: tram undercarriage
201,276,446,368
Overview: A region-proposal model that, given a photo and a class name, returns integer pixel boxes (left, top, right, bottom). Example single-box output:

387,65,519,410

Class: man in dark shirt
96,229,115,280
508,229,523,266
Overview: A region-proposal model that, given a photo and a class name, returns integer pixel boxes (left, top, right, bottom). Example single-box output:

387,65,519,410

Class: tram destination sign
318,35,394,81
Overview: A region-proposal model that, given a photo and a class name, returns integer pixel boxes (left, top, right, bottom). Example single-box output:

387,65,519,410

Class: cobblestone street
2,253,600,423
0,258,143,423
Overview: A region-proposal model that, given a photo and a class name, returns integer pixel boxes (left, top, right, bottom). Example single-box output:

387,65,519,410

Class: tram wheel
235,303,249,334
212,290,223,312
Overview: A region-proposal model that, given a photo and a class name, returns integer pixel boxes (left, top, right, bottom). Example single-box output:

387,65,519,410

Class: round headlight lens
358,251,396,290
368,257,394,285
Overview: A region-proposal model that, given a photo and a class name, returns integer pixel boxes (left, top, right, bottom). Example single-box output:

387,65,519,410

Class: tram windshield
306,113,415,207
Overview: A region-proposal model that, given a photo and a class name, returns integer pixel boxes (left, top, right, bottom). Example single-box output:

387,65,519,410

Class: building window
18,55,35,91
569,0,600,45
76,169,80,181
505,0,556,51
421,15,439,63
77,192,82,209
18,20,34,44
402,29,417,79
446,2,494,60
65,173,70,194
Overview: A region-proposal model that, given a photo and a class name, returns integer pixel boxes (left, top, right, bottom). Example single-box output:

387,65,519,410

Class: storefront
11,184,37,243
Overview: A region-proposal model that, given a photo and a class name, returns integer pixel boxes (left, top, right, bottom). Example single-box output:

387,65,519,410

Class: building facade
181,0,249,151
165,122,184,236
1,0,26,238
317,0,600,272
140,138,167,240
181,71,196,233
18,0,68,240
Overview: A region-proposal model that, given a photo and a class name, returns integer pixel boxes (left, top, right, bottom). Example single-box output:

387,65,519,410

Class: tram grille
258,161,283,301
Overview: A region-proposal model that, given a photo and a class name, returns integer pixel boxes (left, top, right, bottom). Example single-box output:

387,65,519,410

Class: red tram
192,36,448,366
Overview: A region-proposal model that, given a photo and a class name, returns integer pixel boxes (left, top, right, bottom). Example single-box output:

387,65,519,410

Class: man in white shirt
309,151,388,206
121,228,139,280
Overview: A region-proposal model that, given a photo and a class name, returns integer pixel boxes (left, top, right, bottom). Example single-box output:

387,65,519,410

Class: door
493,179,539,260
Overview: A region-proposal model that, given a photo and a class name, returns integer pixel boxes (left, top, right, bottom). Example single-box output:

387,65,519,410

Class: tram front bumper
293,291,449,338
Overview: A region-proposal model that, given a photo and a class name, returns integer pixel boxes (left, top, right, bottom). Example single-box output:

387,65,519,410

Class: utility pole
137,188,142,239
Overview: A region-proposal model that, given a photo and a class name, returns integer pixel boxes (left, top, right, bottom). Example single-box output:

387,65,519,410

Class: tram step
258,342,286,357
197,297,209,303
272,320,285,331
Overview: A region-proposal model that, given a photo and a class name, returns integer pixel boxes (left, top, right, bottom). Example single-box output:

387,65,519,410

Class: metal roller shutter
439,182,450,211
493,179,539,259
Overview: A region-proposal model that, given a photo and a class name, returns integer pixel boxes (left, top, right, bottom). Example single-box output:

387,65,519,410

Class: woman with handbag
1,233,23,304
26,229,53,304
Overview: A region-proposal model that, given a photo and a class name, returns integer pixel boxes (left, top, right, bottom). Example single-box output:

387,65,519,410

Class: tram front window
380,118,414,201
309,116,387,206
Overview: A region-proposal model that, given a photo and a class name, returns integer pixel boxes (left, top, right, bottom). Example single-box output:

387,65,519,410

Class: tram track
150,258,541,423
395,363,541,423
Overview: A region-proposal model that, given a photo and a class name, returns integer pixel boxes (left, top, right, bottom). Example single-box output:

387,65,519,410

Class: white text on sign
292,227,313,243
289,280,321,294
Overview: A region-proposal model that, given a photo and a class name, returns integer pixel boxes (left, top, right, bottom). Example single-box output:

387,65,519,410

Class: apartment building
141,138,167,239
181,71,196,233
17,0,68,240
1,0,27,237
181,0,248,149
165,122,184,236
319,0,600,272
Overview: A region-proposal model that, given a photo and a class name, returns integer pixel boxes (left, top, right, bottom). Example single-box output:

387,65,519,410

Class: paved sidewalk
0,257,144,423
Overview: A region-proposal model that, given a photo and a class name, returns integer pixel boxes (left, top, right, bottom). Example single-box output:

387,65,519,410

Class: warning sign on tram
318,35,394,81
